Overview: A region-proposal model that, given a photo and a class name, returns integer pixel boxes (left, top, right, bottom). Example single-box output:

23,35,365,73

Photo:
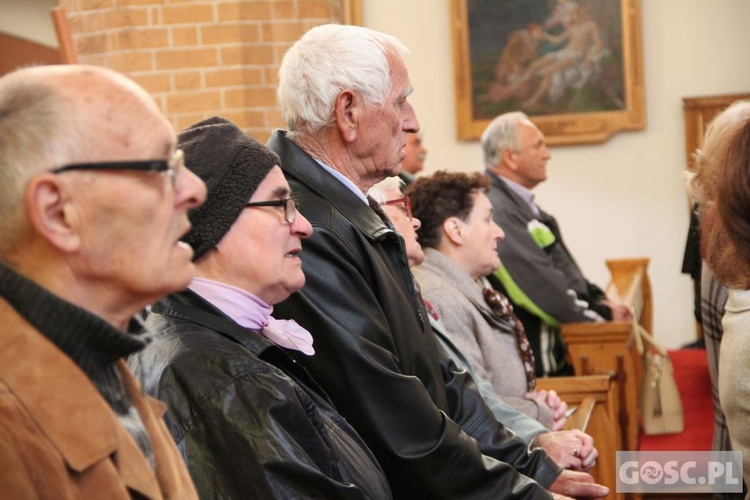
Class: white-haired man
482,111,630,377
268,24,607,499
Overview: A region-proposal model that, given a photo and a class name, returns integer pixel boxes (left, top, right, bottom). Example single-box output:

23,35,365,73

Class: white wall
0,0,59,47
363,0,750,348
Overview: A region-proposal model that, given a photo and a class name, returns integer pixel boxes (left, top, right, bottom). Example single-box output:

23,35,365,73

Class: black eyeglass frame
49,149,184,188
51,160,169,174
245,197,300,224
380,196,413,220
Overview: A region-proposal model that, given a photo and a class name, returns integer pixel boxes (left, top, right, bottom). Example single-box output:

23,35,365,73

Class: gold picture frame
343,0,362,26
450,0,645,145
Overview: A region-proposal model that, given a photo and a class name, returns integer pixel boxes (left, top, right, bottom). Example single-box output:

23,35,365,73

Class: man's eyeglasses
50,149,185,189
246,198,300,224
380,196,413,220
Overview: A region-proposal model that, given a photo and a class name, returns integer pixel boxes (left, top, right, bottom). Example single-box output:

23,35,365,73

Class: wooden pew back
561,257,652,451
537,374,624,500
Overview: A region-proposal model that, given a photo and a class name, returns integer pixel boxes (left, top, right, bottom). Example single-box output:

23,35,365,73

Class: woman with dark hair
407,171,568,431
369,175,598,471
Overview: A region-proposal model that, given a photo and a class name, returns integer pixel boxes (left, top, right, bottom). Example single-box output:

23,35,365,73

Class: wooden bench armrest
537,373,618,438
561,320,632,343
565,396,596,432
536,373,613,399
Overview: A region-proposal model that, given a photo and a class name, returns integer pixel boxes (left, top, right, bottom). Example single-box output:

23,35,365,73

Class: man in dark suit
482,111,630,376
398,132,427,185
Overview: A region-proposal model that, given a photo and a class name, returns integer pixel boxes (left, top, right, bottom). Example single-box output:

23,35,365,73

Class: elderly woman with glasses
130,117,391,499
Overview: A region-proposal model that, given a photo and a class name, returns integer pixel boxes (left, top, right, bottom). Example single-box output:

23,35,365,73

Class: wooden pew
561,257,651,452
0,32,61,77
0,7,76,78
51,7,78,64
538,373,623,500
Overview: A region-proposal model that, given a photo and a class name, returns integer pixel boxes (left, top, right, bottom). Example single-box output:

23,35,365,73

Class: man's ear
25,175,81,253
442,217,464,246
334,89,359,143
501,147,517,171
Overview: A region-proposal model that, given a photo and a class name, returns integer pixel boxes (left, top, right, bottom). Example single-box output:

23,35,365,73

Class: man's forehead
82,105,174,161
386,52,412,93
385,77,411,101
519,119,537,132
520,120,544,141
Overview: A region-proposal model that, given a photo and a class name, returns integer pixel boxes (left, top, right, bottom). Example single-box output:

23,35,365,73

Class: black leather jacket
268,130,561,499
131,290,392,499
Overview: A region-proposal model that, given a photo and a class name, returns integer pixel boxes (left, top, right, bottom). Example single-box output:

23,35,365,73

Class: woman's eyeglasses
246,198,300,224
380,196,412,220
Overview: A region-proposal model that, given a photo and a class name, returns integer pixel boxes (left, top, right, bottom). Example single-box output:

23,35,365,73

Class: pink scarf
189,277,314,355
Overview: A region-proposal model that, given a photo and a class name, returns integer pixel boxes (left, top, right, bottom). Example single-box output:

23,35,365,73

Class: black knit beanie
178,116,279,260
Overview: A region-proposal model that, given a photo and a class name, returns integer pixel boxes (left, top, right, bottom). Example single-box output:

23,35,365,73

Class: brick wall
59,0,345,141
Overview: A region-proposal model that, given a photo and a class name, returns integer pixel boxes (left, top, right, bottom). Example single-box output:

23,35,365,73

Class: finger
551,418,567,431
546,389,560,405
552,449,582,471
570,430,592,447
582,449,599,470
571,481,608,498
567,447,584,470
570,429,588,441
583,459,597,472
582,460,597,472
554,470,593,492
556,475,609,499
579,433,594,454
553,405,567,422
566,456,583,471
579,444,596,462
580,444,595,460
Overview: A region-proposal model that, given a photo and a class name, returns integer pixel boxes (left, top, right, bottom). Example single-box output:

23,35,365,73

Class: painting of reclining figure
451,0,644,144
472,0,624,118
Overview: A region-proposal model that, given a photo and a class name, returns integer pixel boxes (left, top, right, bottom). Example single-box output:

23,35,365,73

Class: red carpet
638,348,713,451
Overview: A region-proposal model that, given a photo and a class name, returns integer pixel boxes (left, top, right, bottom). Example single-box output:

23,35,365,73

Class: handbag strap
631,307,668,357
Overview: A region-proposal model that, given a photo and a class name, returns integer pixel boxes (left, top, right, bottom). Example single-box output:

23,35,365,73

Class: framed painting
342,0,362,26
450,0,645,145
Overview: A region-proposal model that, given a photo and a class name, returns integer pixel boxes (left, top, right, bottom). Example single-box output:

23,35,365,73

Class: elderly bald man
0,64,205,498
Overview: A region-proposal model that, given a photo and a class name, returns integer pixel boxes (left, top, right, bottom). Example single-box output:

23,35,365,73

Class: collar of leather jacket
267,130,394,242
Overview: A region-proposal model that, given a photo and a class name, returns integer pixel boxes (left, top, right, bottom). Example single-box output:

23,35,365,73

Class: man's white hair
480,111,529,168
278,24,408,135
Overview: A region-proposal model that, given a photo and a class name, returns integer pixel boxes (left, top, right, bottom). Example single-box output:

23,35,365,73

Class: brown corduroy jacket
0,299,197,499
